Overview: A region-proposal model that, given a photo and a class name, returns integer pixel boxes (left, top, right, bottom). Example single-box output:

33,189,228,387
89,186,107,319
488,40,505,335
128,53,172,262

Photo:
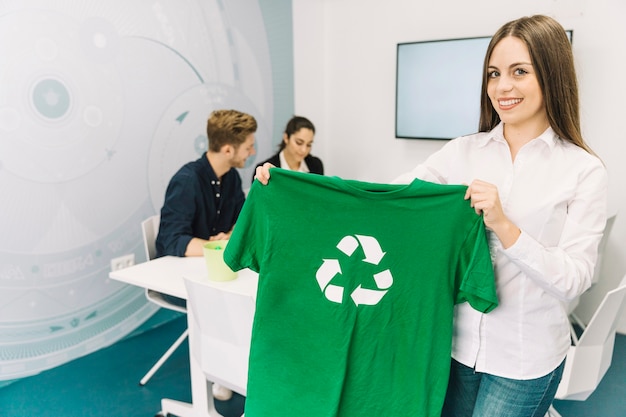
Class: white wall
293,0,626,331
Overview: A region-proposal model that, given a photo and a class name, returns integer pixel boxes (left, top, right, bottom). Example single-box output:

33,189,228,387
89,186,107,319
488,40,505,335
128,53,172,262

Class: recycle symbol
315,235,393,306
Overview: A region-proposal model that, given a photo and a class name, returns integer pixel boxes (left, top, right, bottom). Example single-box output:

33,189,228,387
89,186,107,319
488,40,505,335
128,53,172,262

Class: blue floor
1,314,625,416
0,316,244,417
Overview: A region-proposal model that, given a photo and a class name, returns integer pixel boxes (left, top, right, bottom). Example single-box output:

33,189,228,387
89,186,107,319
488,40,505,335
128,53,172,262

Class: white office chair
546,280,626,417
568,213,617,324
139,214,189,386
183,277,255,416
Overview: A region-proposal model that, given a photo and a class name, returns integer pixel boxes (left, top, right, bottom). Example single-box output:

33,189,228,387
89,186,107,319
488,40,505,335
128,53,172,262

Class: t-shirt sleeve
455,216,498,313
224,179,268,273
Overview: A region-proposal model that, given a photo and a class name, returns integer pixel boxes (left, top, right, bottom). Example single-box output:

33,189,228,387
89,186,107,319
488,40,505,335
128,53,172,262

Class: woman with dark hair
253,116,323,182
395,14,608,417
256,15,608,417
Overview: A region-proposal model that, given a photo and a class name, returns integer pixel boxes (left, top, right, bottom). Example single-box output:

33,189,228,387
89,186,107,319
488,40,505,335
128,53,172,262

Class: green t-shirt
224,169,497,417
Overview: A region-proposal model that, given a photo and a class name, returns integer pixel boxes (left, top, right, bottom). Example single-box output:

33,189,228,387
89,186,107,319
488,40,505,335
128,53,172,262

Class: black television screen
395,31,572,140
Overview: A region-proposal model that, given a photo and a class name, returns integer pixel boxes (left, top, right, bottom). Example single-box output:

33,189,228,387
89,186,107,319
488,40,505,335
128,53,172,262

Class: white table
109,256,258,417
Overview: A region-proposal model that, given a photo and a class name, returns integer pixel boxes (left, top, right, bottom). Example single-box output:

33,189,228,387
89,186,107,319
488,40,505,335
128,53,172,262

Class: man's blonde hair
206,109,257,152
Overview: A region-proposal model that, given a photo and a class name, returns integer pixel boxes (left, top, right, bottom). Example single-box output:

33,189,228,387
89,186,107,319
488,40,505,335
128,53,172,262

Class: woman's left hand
464,179,520,248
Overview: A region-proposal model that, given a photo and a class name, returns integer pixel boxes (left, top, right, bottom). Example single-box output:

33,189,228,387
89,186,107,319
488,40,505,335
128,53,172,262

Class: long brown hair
479,15,593,153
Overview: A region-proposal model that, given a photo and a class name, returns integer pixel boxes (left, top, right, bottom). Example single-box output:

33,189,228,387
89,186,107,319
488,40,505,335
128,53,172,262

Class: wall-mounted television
395,31,573,140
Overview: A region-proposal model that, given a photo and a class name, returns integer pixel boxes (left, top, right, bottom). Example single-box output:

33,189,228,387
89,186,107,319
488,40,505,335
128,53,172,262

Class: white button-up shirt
279,150,310,173
395,123,608,379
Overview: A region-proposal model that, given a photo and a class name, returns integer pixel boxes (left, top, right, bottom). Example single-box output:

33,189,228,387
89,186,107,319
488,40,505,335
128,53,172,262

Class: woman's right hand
254,162,275,185
464,179,520,249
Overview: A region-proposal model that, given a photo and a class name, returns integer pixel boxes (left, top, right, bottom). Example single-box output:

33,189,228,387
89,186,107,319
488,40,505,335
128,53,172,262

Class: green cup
203,240,237,281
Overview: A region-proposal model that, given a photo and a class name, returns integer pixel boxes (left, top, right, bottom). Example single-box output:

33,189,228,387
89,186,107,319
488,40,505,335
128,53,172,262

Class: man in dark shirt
156,109,257,258
154,109,257,401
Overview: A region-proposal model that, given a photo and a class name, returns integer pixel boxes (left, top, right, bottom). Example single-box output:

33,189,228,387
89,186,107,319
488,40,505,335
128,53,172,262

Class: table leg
160,307,224,417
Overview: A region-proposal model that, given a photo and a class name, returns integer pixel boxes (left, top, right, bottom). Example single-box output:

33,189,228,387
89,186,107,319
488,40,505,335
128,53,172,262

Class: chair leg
570,312,587,332
545,404,563,417
140,329,189,386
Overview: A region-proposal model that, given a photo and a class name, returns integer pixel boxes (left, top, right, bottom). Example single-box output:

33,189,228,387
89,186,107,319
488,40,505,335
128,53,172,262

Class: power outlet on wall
110,254,135,271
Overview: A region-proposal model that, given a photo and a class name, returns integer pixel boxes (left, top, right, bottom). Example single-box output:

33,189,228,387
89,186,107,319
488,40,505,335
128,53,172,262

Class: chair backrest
577,283,626,347
591,213,616,285
141,214,187,313
564,213,617,315
183,277,255,396
141,215,160,261
555,281,626,401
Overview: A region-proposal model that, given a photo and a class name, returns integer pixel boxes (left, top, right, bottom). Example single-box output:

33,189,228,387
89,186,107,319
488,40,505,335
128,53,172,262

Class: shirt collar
479,122,559,149
279,150,310,173
201,153,230,182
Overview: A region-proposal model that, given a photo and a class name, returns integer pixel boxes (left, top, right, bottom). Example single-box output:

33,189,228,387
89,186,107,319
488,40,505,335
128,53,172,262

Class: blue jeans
441,358,565,417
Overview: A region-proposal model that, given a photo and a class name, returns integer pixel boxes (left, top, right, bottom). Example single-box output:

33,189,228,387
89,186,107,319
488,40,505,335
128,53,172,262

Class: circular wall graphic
0,0,276,381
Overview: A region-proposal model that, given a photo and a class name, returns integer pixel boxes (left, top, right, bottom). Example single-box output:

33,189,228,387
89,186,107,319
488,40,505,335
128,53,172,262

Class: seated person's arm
184,228,233,256
184,237,207,257
156,173,204,257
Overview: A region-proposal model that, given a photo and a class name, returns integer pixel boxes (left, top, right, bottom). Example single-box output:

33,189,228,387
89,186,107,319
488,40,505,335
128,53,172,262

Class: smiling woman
395,15,608,417
485,36,549,160
359,14,607,417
